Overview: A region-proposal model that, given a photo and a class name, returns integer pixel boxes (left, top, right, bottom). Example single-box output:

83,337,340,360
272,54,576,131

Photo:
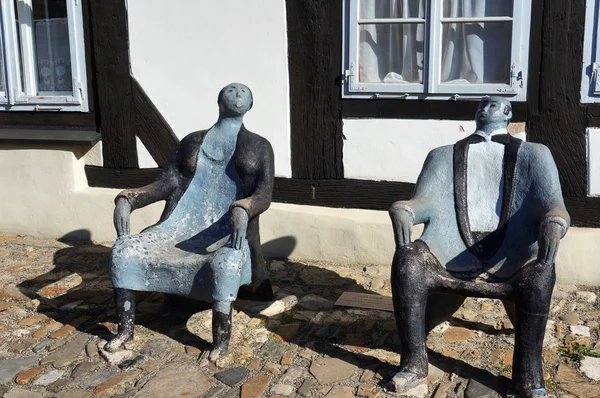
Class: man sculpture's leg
388,242,434,392
210,301,233,362
104,288,136,352
512,262,555,397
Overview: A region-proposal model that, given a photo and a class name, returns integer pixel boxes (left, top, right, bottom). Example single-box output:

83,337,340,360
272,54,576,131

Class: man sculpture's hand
230,206,249,250
390,205,415,248
537,220,565,265
114,197,132,238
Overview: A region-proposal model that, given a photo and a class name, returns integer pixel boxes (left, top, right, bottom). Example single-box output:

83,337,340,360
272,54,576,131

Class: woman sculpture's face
219,83,253,115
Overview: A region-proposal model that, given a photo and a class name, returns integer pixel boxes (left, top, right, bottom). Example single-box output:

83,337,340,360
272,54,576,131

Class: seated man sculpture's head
217,83,253,117
475,96,512,134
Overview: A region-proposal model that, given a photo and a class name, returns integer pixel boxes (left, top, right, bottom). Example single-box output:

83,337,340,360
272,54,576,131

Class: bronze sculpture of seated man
388,96,569,397
106,83,275,361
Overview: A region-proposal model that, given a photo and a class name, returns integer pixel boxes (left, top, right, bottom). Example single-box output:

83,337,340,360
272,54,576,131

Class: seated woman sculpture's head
217,83,253,117
475,96,512,131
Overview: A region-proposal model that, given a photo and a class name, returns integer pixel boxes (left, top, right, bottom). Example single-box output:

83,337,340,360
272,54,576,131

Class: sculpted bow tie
467,133,511,144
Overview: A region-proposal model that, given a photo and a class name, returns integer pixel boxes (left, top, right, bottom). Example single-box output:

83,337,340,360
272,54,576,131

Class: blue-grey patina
111,139,251,302
399,138,565,279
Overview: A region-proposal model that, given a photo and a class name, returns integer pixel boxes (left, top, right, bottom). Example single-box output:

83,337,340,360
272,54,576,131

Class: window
342,0,532,101
0,0,87,111
582,0,600,103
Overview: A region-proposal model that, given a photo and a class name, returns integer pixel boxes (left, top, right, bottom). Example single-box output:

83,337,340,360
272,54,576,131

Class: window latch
509,63,523,89
593,62,600,94
343,63,364,91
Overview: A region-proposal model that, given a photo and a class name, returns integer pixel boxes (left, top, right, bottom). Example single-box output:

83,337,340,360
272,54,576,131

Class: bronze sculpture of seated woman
107,83,275,362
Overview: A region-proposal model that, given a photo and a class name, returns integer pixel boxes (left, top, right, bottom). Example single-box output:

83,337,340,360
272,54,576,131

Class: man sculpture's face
476,97,510,128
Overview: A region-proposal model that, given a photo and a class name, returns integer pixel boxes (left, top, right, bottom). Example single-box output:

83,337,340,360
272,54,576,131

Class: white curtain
35,18,72,92
359,0,425,83
359,0,512,85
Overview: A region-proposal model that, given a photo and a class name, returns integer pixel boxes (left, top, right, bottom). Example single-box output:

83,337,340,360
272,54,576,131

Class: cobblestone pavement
0,235,599,397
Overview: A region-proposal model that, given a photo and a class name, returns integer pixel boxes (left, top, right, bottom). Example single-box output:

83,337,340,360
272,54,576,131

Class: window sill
0,129,101,146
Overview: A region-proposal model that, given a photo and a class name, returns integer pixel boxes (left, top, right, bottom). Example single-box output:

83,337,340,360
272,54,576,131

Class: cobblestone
0,236,597,397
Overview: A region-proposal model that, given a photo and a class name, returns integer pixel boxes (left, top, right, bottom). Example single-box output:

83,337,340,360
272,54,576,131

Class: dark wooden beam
526,0,588,197
343,100,528,121
84,167,600,228
273,177,415,210
0,129,100,145
88,0,137,168
285,0,344,179
85,166,159,189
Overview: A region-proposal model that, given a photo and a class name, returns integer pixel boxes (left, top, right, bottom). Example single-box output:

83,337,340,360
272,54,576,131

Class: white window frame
0,0,88,111
342,0,532,101
581,0,600,103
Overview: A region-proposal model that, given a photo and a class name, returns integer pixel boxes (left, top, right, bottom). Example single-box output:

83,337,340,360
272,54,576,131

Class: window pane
359,23,424,83
360,0,425,19
32,0,72,93
443,0,513,18
440,22,512,84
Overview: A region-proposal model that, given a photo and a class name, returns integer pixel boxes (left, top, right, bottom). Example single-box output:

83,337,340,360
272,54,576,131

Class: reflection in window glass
20,0,72,93
360,0,426,19
442,0,513,18
441,22,512,84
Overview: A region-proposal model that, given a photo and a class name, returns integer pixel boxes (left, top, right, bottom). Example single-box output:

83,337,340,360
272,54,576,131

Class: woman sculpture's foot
208,342,229,362
386,371,426,393
103,330,133,352
210,303,232,362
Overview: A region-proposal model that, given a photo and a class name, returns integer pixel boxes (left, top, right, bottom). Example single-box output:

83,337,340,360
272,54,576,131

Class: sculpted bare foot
386,371,426,393
208,344,228,362
103,331,133,352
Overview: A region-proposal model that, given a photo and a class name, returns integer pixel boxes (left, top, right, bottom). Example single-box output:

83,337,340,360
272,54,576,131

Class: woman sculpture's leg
104,288,136,352
209,301,232,361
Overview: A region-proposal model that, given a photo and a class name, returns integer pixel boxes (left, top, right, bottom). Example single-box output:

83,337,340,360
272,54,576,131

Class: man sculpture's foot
103,331,133,352
386,371,426,393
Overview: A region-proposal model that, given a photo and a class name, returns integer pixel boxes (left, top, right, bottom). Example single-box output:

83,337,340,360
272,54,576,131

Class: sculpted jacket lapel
453,134,522,263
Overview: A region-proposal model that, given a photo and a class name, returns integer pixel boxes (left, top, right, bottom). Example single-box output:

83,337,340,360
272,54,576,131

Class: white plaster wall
136,138,158,169
343,119,527,182
127,0,291,177
343,119,476,182
0,144,163,242
588,128,600,196
261,203,600,286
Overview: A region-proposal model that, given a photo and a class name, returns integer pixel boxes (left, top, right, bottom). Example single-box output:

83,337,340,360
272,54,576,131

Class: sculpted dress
110,126,274,303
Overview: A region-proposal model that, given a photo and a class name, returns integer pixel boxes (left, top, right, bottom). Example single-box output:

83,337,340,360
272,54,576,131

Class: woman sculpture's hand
114,197,132,238
230,206,249,250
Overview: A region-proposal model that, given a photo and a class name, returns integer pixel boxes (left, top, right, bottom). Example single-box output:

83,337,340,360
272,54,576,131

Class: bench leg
209,301,232,362
104,288,135,352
